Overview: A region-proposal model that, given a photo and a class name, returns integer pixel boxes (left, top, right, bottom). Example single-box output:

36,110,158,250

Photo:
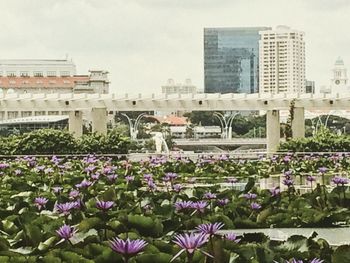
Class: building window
20,71,29,77
21,111,32,117
47,71,56,77
48,111,59,115
8,111,19,119
34,71,43,77
60,71,70,77
7,71,16,77
35,111,46,116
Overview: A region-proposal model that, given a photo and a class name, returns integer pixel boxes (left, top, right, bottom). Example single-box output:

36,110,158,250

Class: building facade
259,26,306,94
0,59,109,95
0,59,110,120
306,80,315,93
161,79,197,95
320,57,350,94
204,27,271,94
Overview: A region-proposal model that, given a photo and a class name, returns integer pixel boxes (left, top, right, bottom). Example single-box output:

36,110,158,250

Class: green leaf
332,245,350,263
38,236,56,251
78,217,102,232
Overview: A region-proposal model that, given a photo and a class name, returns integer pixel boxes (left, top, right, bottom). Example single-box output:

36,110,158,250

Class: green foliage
279,127,350,152
0,128,132,155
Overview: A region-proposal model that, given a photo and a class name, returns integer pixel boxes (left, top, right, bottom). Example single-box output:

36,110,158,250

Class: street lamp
213,112,238,139
121,113,147,140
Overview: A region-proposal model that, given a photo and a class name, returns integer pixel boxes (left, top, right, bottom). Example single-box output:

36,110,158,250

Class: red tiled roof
153,115,188,126
0,76,89,88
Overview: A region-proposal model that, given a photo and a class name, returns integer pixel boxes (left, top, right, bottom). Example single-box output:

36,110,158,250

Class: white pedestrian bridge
0,92,347,152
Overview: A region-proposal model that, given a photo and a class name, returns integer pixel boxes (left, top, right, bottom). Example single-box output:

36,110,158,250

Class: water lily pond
0,154,350,262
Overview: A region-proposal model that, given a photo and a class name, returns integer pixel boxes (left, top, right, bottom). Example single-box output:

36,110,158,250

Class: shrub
0,128,133,155
279,128,350,152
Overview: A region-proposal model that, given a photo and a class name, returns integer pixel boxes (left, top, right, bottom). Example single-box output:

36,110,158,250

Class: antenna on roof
65,53,69,60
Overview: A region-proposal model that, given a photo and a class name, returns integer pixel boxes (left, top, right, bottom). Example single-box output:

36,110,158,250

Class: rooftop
0,115,68,125
0,59,75,66
0,76,90,89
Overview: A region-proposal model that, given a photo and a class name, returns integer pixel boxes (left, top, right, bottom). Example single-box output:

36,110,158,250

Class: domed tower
332,57,348,87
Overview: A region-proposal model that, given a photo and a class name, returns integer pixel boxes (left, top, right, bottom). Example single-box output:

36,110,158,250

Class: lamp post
213,112,226,139
121,113,147,140
213,112,238,139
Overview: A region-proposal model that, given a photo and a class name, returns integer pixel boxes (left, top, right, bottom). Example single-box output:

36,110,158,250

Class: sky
0,0,349,94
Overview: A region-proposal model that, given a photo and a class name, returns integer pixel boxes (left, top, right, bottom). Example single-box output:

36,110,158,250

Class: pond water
220,228,350,246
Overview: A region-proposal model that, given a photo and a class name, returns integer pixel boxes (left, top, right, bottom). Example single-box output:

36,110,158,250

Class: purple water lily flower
250,202,261,211
110,237,147,260
125,175,135,183
284,170,293,177
56,224,77,241
106,174,117,182
34,197,48,210
276,259,324,263
191,201,208,213
225,233,241,243
35,165,45,172
203,192,217,200
84,165,96,174
217,198,229,207
75,179,92,189
283,178,294,187
196,222,224,235
318,167,328,174
69,190,80,200
147,180,157,191
52,186,63,194
306,175,316,182
332,176,349,185
91,173,100,181
143,174,153,181
269,187,280,197
172,184,182,193
243,193,257,200
0,163,9,169
55,202,77,215
96,200,114,211
171,233,212,262
174,201,193,212
165,172,178,180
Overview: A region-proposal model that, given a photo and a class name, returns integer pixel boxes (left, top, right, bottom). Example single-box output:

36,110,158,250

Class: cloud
0,0,349,93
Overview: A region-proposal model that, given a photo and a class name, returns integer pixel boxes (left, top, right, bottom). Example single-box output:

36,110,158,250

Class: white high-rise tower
259,26,306,94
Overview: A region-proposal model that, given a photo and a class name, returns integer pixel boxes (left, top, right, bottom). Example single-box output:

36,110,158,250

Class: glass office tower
204,27,270,94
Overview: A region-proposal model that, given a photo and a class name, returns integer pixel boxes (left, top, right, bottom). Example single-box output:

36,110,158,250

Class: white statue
152,132,163,153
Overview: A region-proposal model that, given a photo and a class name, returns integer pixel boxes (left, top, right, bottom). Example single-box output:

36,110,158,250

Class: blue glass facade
204,27,270,94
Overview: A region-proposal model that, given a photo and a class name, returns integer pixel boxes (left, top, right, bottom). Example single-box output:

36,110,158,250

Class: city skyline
0,0,349,94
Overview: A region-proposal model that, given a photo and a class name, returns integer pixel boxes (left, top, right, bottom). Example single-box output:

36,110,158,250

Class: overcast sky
0,0,348,94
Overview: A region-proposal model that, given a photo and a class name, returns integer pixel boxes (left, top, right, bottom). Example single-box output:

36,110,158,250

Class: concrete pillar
91,107,107,135
291,107,305,138
69,110,83,137
267,110,280,153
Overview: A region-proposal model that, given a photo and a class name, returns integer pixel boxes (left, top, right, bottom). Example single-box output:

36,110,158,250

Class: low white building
161,79,197,95
0,59,110,121
170,126,221,139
